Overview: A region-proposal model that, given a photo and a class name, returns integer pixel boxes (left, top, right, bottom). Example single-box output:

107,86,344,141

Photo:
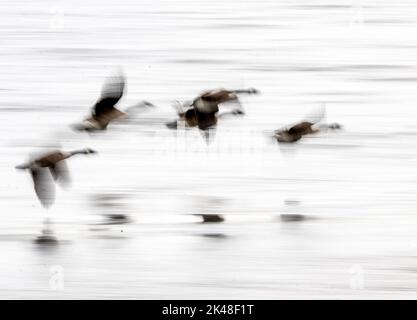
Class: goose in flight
274,121,319,143
16,148,97,207
72,72,154,132
195,214,225,223
166,87,259,131
273,104,342,143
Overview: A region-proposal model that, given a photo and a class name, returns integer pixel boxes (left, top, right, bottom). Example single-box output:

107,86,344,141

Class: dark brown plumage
194,214,225,223
273,105,329,143
273,122,315,143
166,87,258,131
274,120,343,143
73,73,127,131
274,121,318,143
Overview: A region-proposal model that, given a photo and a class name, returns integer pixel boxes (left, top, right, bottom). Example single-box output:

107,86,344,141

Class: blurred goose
274,121,318,143
16,148,97,207
72,72,154,132
197,214,225,223
166,101,198,129
273,104,341,143
280,214,306,222
166,87,258,131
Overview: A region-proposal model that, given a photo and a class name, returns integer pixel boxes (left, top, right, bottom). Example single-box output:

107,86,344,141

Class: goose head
327,122,343,130
70,148,98,155
15,163,31,170
83,148,98,154
247,87,260,94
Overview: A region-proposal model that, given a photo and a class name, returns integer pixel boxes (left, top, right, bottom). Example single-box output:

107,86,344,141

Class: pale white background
1,0,417,298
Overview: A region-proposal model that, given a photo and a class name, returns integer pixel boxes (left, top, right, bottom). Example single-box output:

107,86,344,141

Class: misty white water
2,0,417,298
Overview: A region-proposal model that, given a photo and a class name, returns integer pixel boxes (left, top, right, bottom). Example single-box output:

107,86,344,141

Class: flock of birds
15,70,342,242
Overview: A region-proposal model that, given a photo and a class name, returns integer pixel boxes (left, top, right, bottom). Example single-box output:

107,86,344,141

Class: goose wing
302,103,326,125
171,100,190,115
93,72,126,117
31,167,55,208
195,89,240,114
288,121,314,135
277,104,326,136
200,89,236,104
49,160,71,188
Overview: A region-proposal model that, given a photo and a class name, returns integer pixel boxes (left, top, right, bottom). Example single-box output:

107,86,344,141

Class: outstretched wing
200,89,236,104
302,103,326,125
31,168,55,208
49,160,71,189
195,89,239,114
288,121,314,135
171,100,189,115
279,104,326,136
93,72,126,117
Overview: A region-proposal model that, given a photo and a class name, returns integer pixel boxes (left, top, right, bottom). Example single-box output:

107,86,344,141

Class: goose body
16,148,97,207
80,107,127,131
273,104,330,144
73,72,128,132
274,121,342,143
274,121,318,143
167,87,258,131
192,88,257,116
193,214,225,223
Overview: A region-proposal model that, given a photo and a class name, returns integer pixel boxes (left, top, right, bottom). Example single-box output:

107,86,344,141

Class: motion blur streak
2,0,417,299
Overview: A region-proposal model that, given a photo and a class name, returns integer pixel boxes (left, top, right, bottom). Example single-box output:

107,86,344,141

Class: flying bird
274,121,319,143
166,87,259,131
16,148,97,207
194,214,225,223
72,72,154,132
273,104,342,143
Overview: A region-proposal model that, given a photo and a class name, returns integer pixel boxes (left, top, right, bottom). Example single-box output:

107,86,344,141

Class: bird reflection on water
15,148,97,208
196,214,225,223
90,193,132,226
34,217,58,245
15,148,97,241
